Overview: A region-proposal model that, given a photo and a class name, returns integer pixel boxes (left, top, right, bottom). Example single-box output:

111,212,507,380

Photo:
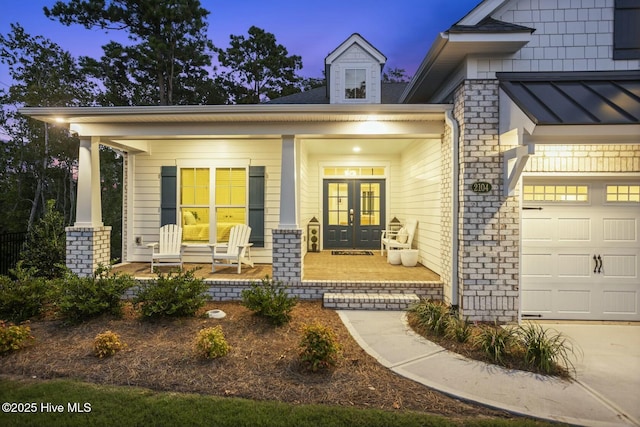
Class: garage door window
523,185,589,202
606,185,640,203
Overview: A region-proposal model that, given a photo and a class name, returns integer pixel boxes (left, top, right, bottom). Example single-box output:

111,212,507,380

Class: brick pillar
454,80,520,323
66,226,112,277
272,228,302,285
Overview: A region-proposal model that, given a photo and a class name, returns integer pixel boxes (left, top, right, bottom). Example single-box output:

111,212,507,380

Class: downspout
444,110,460,311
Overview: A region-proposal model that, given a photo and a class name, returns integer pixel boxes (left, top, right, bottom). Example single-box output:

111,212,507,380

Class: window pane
181,208,209,242
345,68,366,99
216,208,246,242
181,168,209,205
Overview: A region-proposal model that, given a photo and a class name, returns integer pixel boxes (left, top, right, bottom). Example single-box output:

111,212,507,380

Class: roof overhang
20,104,451,153
400,30,532,103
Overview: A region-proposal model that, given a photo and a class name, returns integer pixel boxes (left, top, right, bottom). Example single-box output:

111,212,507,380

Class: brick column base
272,229,302,285
66,226,112,277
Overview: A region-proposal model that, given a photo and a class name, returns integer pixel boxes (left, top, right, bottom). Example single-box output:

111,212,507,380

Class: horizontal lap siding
400,139,442,274
128,139,281,264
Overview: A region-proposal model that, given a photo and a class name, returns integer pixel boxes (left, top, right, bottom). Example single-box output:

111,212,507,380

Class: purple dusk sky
0,0,481,89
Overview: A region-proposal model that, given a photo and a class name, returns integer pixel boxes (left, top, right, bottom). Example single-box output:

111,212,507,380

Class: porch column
273,135,302,285
66,136,111,277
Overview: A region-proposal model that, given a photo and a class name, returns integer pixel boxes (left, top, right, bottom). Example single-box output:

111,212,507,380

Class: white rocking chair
147,224,185,272
380,219,418,256
209,224,254,274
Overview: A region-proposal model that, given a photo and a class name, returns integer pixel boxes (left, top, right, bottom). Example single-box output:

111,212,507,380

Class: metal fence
0,232,27,275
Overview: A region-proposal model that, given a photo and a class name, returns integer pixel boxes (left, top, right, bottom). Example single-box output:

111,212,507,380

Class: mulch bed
0,301,524,421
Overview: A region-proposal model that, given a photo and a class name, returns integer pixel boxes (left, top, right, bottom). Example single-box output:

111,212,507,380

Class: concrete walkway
338,310,640,427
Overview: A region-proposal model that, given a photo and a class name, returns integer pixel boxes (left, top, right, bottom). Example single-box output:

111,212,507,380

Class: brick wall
455,80,520,323
272,229,302,285
66,226,112,277
526,145,640,173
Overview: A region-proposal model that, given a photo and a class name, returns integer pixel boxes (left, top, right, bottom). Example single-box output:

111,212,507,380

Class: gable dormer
325,34,387,104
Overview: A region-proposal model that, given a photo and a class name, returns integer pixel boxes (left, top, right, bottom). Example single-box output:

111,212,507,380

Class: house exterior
22,0,639,322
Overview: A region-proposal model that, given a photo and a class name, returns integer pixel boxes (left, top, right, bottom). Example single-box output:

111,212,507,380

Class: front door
323,179,385,249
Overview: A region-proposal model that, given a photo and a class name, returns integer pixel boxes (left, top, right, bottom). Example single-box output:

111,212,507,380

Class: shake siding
399,140,442,274
126,139,281,264
472,0,640,78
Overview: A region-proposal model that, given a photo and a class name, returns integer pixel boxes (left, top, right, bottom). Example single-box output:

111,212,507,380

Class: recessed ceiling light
353,146,361,153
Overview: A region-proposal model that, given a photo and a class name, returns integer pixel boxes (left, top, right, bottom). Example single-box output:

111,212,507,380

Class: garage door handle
593,255,598,273
597,255,603,274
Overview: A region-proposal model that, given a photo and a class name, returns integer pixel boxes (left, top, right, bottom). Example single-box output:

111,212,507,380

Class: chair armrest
238,243,254,249
146,242,159,249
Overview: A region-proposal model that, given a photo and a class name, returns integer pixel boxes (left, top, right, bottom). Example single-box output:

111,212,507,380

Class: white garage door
522,179,640,321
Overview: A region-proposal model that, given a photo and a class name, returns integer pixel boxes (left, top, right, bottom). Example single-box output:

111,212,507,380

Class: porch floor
112,250,440,282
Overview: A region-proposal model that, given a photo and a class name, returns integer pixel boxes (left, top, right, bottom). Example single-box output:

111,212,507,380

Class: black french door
323,179,385,249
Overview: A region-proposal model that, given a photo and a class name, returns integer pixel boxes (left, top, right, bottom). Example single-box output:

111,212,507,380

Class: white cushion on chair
396,227,408,243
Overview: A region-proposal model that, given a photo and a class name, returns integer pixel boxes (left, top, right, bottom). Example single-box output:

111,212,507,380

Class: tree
0,24,95,231
382,67,411,83
19,199,66,279
45,0,216,105
215,26,303,104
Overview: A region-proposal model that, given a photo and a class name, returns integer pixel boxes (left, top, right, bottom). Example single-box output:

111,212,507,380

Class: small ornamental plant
93,330,126,358
194,326,230,359
298,322,341,372
241,276,297,326
0,321,34,355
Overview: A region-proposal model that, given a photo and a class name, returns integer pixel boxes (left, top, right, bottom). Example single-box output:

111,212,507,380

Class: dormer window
345,68,367,99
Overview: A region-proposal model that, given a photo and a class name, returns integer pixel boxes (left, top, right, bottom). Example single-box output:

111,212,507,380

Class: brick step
323,292,419,310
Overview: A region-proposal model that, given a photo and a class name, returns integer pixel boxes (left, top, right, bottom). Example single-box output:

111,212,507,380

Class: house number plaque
471,181,492,193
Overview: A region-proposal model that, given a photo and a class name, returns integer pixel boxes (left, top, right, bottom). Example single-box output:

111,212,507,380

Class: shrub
299,322,341,372
56,265,134,324
194,326,230,359
517,323,578,376
0,263,50,323
473,323,517,364
0,321,33,355
408,299,450,336
19,200,67,279
93,330,126,358
133,269,208,318
241,276,297,326
445,316,472,343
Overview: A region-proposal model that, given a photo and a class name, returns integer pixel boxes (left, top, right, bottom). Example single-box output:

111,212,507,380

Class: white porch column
75,136,103,227
278,135,298,228
66,136,110,277
273,135,302,285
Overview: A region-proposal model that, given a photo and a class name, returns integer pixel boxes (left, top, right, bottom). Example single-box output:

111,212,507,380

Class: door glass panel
327,183,349,226
359,183,380,226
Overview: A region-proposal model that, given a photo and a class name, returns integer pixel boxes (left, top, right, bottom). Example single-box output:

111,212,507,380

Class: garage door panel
522,253,553,277
603,218,637,242
522,217,552,241
522,289,552,313
557,290,591,314
558,218,591,241
603,291,638,314
558,254,592,277
602,254,637,278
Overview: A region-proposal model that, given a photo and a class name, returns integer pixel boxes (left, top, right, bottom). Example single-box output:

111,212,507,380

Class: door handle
593,255,598,273
349,208,354,226
597,255,603,274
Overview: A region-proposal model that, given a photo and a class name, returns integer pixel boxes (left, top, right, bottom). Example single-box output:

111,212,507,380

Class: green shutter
248,166,265,247
160,166,177,226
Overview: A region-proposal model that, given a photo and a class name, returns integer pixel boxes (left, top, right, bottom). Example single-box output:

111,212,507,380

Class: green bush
408,299,450,336
93,330,127,358
0,263,50,323
56,265,134,324
473,323,517,364
241,276,298,326
133,269,208,318
194,326,230,359
0,321,33,355
19,200,67,279
517,323,578,376
299,322,341,372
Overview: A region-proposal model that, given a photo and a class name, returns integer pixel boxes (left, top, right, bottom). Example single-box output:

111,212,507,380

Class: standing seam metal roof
497,71,640,125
